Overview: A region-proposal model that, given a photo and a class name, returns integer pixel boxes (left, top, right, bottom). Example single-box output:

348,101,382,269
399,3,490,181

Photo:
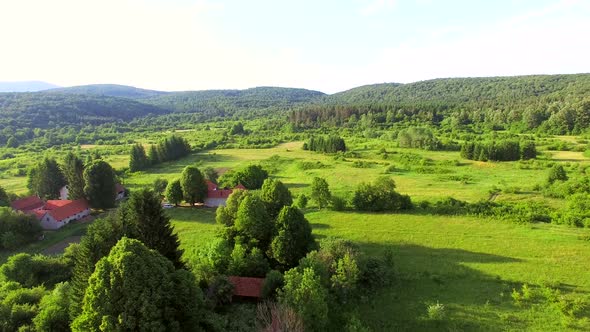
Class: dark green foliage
118,189,184,268
520,141,537,160
228,244,270,277
0,208,42,250
352,177,412,212
180,166,208,205
152,178,168,197
397,127,440,150
271,206,316,268
27,157,66,199
295,193,308,209
5,136,18,148
69,215,125,319
235,195,273,249
165,179,183,206
307,135,346,153
460,140,526,162
0,282,46,331
0,186,9,207
33,282,71,332
203,166,219,183
330,195,347,211
83,160,116,209
230,122,245,135
128,144,149,172
216,189,249,228
71,237,206,331
0,253,71,288
279,267,328,332
261,270,284,299
220,164,269,190
310,177,331,209
150,135,191,166
547,164,568,184
62,152,85,200
260,178,293,218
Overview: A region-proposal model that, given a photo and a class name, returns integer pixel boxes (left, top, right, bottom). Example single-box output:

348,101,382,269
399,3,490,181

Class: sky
0,0,589,93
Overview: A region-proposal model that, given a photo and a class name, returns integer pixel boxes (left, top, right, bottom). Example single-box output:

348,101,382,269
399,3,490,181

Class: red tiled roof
235,183,246,190
45,200,71,209
11,196,44,212
206,182,246,200
228,276,264,298
45,200,89,222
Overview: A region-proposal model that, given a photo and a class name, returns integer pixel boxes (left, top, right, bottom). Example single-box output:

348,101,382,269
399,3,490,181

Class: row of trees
460,140,536,161
129,135,191,172
303,135,346,153
0,208,42,249
27,154,118,209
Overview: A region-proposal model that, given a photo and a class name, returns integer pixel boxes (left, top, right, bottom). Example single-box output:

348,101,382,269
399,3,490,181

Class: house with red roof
11,196,90,230
204,180,246,207
35,200,90,230
228,276,264,299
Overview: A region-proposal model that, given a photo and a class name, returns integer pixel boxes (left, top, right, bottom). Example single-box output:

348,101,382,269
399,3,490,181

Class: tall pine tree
62,152,86,200
27,157,66,199
83,160,116,209
129,144,148,172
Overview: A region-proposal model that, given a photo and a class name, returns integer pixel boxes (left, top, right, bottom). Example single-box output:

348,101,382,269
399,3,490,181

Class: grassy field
2,138,590,330
165,207,590,331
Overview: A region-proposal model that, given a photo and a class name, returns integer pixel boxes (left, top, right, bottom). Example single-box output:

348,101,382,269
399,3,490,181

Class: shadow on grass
354,241,524,331
310,223,330,229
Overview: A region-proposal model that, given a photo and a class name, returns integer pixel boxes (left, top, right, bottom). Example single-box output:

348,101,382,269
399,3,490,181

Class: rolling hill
47,84,170,99
0,81,60,92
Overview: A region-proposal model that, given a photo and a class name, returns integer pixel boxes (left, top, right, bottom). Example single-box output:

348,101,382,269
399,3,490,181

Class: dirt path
43,235,82,255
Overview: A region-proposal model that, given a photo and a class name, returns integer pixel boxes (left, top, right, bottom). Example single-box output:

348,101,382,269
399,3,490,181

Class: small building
228,276,264,300
35,200,91,230
204,181,246,207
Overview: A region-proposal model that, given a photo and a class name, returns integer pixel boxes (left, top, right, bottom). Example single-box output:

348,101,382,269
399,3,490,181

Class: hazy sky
0,0,588,93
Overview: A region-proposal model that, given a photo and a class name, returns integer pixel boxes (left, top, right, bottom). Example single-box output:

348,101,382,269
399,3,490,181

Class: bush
352,177,412,212
261,270,284,299
426,301,446,321
330,195,347,211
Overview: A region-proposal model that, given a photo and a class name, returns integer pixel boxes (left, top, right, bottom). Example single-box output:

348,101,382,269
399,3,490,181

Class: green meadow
2,138,590,330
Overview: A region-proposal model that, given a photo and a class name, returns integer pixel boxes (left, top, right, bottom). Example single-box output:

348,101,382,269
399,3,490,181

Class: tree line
129,135,191,172
460,140,537,161
303,135,346,153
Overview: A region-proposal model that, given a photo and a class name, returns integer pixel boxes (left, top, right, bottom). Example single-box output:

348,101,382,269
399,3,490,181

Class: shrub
426,301,446,321
330,195,347,211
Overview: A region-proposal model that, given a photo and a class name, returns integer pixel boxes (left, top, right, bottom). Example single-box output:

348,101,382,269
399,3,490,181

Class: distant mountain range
0,81,60,92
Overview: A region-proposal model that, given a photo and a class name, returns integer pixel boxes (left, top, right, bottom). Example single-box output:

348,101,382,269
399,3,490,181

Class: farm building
204,180,246,207
11,196,90,230
228,276,264,300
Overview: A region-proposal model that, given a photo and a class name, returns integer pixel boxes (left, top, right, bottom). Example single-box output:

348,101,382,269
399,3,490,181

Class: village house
228,276,265,300
11,196,90,230
204,180,246,207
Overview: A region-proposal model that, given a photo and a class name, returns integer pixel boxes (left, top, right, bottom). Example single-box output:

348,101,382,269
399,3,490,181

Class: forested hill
47,84,170,99
145,86,325,113
0,93,168,129
292,74,590,134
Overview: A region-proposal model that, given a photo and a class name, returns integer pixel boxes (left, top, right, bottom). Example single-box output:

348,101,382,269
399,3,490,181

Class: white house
34,200,91,230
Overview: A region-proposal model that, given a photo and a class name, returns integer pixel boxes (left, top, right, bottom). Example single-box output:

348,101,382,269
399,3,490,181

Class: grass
166,207,590,331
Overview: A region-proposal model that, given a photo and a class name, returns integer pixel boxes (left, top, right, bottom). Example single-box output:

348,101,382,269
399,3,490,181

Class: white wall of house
39,208,90,230
204,198,228,207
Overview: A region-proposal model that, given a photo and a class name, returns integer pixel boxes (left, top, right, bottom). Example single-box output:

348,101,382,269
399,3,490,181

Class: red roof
228,276,264,298
206,180,217,191
39,200,89,222
206,182,246,200
11,196,44,212
235,183,246,190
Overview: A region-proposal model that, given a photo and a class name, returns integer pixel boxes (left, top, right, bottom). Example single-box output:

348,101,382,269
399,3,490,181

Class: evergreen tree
27,157,66,200
62,152,86,200
147,145,160,165
83,160,116,209
69,215,126,320
271,206,315,268
180,166,207,206
128,144,148,172
72,238,206,331
152,178,168,197
165,180,183,206
310,177,331,209
260,178,293,218
118,189,184,268
0,186,9,207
